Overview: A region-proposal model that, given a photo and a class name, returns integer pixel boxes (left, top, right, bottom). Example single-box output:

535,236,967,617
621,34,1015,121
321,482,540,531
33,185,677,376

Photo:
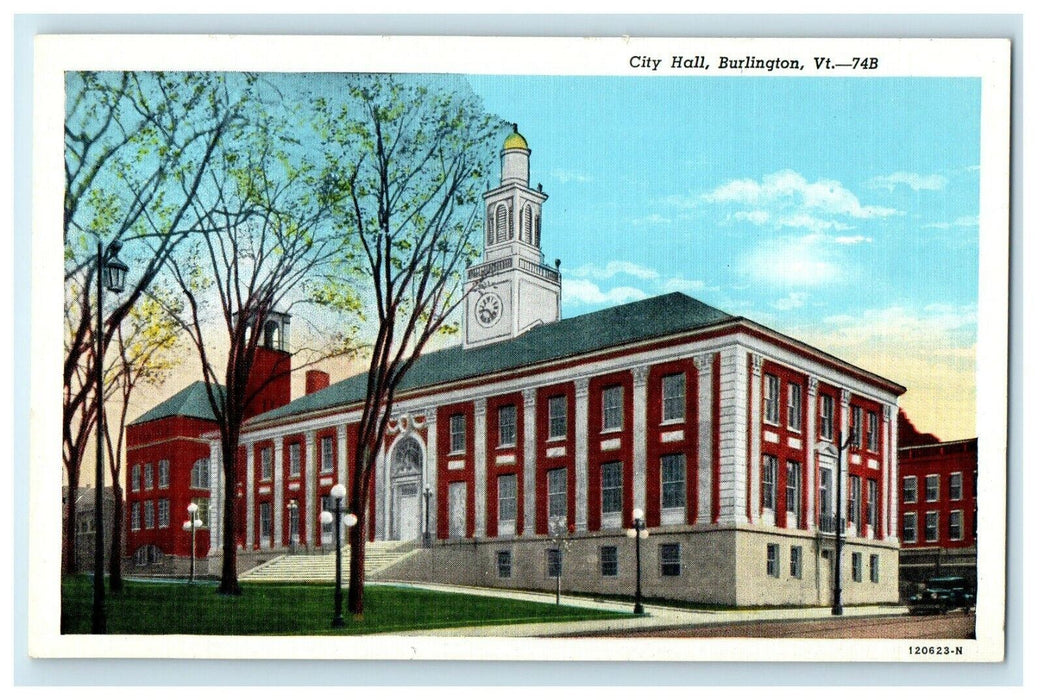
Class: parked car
907,576,975,615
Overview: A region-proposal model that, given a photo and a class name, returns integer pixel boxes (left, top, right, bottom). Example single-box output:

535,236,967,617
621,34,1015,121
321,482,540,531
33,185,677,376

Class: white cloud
567,260,660,280
922,215,978,230
834,235,873,245
772,291,810,311
561,279,647,307
738,234,841,287
867,171,948,192
549,169,592,184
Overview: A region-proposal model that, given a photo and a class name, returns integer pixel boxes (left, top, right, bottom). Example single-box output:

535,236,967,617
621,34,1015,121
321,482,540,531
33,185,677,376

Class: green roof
129,381,223,426
252,293,733,425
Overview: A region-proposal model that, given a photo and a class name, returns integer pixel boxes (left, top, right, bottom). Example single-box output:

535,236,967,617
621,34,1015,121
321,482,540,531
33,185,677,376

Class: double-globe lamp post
182,503,203,583
320,483,357,628
819,427,857,617
91,238,129,635
625,508,649,615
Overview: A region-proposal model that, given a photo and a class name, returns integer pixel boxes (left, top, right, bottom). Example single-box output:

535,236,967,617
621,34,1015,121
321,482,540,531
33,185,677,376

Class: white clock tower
462,125,562,349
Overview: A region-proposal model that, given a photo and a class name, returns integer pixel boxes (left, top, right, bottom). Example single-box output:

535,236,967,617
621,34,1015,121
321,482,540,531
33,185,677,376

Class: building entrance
389,436,424,541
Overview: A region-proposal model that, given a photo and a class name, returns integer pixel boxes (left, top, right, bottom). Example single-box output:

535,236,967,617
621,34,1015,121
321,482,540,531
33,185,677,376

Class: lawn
60,577,628,635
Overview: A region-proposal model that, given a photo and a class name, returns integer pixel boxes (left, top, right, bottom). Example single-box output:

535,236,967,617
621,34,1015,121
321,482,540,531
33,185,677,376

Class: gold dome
504,124,529,150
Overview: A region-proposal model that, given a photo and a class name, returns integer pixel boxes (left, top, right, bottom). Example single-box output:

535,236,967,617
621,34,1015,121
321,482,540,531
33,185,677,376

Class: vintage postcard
30,34,1011,664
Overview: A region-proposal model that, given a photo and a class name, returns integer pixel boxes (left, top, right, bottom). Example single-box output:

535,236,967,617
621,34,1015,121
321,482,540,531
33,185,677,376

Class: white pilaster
336,424,348,491
885,404,899,541
474,398,487,537
574,377,590,532
244,440,255,548
631,366,650,515
273,436,284,547
840,389,851,534
376,437,388,541
749,354,764,523
424,408,438,540
804,378,819,531
716,346,749,524
522,388,537,535
304,430,316,547
208,440,222,554
695,354,715,524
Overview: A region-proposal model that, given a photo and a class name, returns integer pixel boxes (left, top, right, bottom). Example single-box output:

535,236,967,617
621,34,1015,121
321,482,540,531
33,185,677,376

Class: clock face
475,292,503,327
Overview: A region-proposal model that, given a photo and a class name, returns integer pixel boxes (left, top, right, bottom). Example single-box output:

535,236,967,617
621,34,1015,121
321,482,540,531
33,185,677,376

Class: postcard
30,34,1010,664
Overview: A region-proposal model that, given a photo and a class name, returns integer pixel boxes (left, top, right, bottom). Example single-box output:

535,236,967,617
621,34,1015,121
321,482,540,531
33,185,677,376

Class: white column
336,424,348,490
695,353,715,524
630,366,649,515
574,377,590,532
244,441,255,548
522,388,537,535
273,436,284,547
716,346,749,524
304,430,316,547
376,436,388,541
474,398,487,537
885,404,899,541
749,354,764,523
424,408,438,540
840,389,851,534
805,377,820,531
208,440,222,554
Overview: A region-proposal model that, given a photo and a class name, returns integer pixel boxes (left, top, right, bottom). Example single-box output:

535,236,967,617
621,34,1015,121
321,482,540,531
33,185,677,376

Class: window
260,447,273,481
949,511,963,541
852,552,863,582
143,500,154,529
288,443,301,477
131,464,141,492
786,460,801,515
903,512,917,543
949,473,963,500
660,543,681,577
850,406,863,448
600,546,618,576
819,468,833,523
320,495,335,540
867,480,879,533
259,502,272,539
131,502,141,530
662,373,685,422
547,468,567,521
548,396,567,440
661,454,686,511
925,511,939,542
157,499,170,528
787,383,802,431
763,373,780,424
925,475,940,502
143,463,154,490
495,204,508,243
870,554,880,583
158,460,170,488
867,412,880,451
547,549,562,578
790,545,803,578
191,458,209,489
449,413,467,453
601,462,623,516
498,404,517,447
766,543,780,577
522,204,534,244
191,498,210,528
903,476,917,504
497,550,512,578
602,385,623,431
819,394,835,439
320,436,334,474
848,476,861,531
498,474,517,525
761,455,778,510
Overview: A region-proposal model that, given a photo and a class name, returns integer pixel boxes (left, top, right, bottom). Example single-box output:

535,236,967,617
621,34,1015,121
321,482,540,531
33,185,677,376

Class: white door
395,482,421,541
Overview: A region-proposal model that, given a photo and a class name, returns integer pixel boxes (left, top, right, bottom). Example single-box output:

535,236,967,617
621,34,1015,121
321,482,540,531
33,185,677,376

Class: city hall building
132,129,906,606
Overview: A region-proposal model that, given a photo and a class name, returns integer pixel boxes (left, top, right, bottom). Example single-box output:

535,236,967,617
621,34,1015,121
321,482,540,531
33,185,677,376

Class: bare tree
63,72,243,574
316,76,503,616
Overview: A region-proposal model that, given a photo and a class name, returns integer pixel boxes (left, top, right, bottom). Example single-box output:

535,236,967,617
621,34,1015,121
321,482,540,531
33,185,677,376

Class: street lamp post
549,518,572,606
182,503,203,583
320,484,357,628
423,484,432,548
625,508,649,615
286,500,298,554
91,238,129,635
819,427,857,617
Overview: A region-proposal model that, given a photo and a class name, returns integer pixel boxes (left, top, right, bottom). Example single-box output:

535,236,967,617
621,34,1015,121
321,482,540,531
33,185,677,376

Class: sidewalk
373,580,908,637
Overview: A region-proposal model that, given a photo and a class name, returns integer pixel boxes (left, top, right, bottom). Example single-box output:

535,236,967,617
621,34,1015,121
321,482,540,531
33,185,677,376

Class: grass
60,576,629,636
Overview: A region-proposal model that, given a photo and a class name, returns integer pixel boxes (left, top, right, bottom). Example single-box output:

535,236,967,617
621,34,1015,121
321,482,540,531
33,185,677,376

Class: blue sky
468,75,980,439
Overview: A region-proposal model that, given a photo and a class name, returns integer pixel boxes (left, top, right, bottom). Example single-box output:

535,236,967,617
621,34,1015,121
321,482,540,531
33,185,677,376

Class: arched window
392,437,423,477
535,214,541,247
522,205,533,244
495,204,508,243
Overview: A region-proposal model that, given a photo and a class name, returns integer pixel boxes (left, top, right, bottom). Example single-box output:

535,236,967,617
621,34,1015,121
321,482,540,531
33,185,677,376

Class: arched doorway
389,436,423,541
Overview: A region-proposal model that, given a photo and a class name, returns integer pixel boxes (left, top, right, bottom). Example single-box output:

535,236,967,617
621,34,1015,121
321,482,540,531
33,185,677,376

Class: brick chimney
305,370,330,395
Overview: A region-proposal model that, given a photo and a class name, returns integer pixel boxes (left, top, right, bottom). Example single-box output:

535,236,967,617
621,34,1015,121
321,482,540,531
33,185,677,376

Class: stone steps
240,541,416,583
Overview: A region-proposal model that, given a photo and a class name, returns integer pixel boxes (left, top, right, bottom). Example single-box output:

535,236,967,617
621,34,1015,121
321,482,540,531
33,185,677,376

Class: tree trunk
218,436,242,595
108,484,124,594
347,498,366,616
